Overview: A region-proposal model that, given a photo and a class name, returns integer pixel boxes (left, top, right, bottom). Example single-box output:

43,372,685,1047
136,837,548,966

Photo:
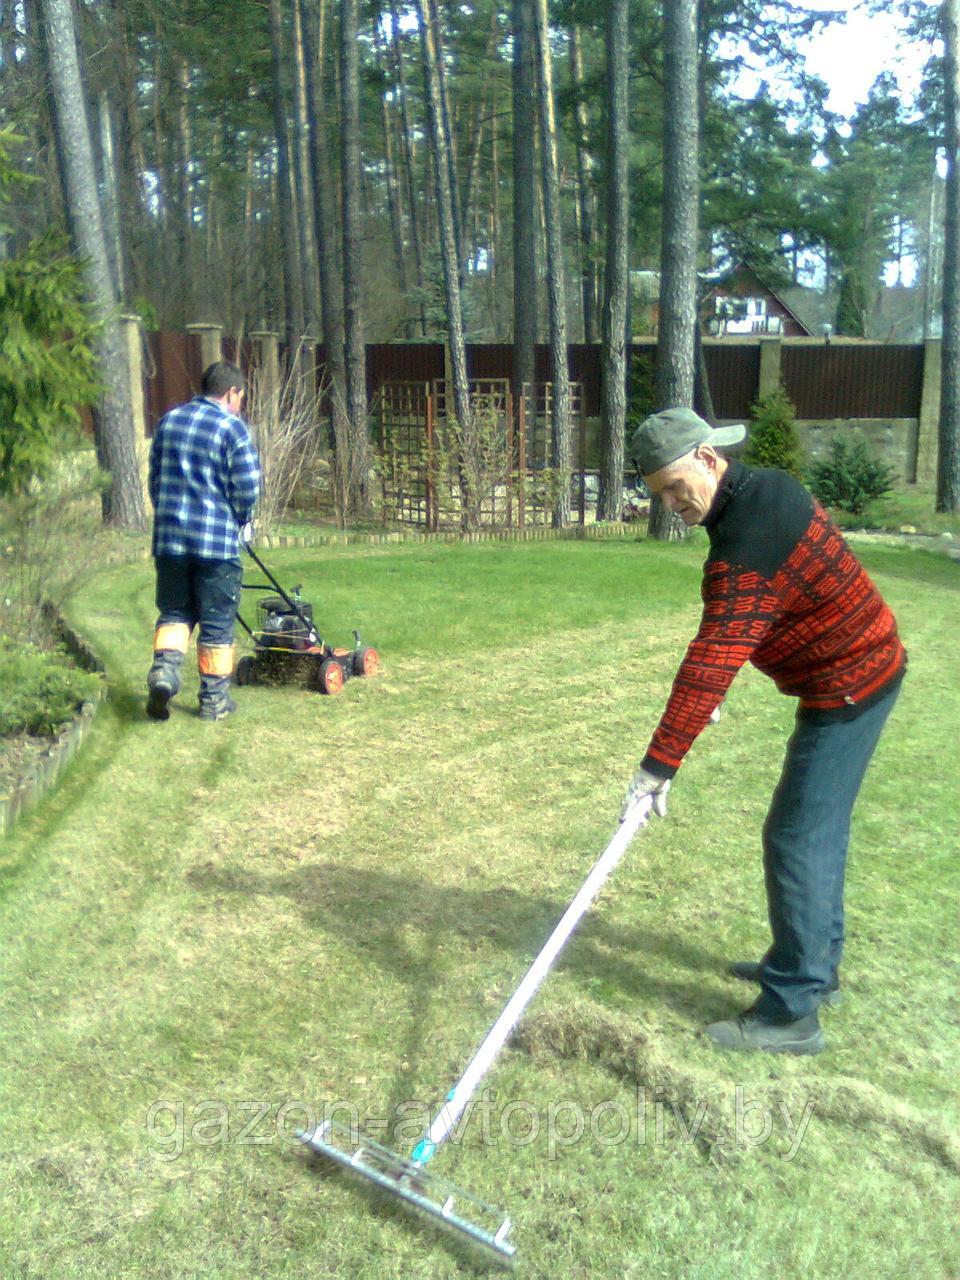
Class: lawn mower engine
235,564,380,696
257,592,316,650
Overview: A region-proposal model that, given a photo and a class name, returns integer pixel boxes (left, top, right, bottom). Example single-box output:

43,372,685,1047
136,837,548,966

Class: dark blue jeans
756,681,901,1022
154,555,242,647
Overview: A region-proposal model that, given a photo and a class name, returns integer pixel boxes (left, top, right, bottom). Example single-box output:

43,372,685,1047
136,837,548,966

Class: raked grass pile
1,533,957,1279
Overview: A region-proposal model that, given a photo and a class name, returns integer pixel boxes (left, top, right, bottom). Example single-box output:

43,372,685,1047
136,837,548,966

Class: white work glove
621,704,717,823
239,520,255,546
621,767,671,822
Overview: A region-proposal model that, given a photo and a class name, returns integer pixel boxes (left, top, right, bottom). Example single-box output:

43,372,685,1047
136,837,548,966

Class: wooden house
699,262,813,337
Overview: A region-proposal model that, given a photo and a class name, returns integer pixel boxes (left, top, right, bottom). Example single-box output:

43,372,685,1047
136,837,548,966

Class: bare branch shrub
245,348,327,534
414,398,511,530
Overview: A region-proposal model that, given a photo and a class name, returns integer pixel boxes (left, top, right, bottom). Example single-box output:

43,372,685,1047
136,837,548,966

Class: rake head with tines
297,1119,516,1264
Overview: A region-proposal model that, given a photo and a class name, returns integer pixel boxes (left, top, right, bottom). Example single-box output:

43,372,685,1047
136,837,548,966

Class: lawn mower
234,540,379,695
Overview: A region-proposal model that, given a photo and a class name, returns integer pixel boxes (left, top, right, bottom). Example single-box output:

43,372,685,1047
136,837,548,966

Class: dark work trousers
154,555,243,647
755,680,901,1023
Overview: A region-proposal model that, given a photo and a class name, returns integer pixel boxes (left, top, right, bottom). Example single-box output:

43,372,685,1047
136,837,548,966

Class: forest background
2,0,958,536
0,1,946,349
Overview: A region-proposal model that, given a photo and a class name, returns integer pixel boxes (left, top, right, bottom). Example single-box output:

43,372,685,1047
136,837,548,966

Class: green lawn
1,534,958,1279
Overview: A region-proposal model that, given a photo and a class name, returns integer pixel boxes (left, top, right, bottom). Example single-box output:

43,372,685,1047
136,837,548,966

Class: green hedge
0,638,102,736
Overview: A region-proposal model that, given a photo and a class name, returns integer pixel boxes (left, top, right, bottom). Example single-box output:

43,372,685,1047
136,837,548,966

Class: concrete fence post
916,337,941,486
300,333,318,402
757,336,783,402
250,328,281,409
120,312,149,494
185,322,224,372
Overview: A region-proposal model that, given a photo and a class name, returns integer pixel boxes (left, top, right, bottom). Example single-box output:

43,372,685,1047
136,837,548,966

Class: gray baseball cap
630,407,746,475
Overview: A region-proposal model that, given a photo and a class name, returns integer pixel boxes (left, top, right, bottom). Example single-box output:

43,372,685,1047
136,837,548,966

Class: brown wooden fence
143,331,204,423
780,343,924,419
141,334,927,428
142,332,257,423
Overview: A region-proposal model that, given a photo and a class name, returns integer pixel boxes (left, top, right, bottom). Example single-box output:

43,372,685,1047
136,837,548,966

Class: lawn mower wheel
353,645,380,678
235,655,256,686
318,658,345,695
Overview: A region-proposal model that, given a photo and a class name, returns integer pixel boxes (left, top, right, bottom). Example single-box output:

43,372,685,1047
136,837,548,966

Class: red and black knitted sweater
642,462,906,780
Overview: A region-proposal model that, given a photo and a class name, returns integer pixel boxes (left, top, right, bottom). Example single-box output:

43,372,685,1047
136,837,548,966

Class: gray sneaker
705,1007,826,1055
728,961,842,1009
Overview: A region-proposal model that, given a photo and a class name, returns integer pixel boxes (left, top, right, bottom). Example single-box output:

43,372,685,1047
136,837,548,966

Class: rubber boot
147,624,190,720
198,644,237,721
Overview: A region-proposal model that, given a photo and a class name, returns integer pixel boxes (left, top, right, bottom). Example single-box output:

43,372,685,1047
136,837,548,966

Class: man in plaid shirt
146,360,260,722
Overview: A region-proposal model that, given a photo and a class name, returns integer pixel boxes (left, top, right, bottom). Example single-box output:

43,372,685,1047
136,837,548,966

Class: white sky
732,0,940,119
801,2,934,116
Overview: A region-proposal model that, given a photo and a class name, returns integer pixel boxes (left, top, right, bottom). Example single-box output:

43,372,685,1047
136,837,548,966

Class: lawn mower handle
240,539,318,641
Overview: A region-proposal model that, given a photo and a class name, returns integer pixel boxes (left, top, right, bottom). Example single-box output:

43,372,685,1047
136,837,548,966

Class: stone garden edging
0,607,106,837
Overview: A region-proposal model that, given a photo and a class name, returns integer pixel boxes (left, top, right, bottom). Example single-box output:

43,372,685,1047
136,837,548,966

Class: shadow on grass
186,859,730,1042
107,676,150,725
0,686,151,900
187,856,736,1268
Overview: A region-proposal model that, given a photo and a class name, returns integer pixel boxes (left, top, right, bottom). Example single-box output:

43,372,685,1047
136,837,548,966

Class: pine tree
39,0,146,530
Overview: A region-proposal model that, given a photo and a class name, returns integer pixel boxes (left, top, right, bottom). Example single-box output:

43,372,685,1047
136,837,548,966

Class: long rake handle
414,795,654,1163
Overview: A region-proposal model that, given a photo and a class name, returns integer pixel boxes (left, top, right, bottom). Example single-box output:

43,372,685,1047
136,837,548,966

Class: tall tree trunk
511,0,538,425
174,56,196,322
694,319,716,421
152,41,168,239
648,0,698,542
533,0,570,528
388,0,427,336
922,163,943,341
291,0,321,336
373,22,408,306
268,0,306,352
939,0,960,511
458,8,500,271
427,0,464,286
206,133,225,324
489,108,503,337
39,0,145,530
598,0,629,522
23,0,65,250
569,24,597,344
95,90,125,302
301,0,352,524
459,97,486,271
339,0,370,515
242,147,258,331
111,0,146,301
415,0,470,430
152,47,180,326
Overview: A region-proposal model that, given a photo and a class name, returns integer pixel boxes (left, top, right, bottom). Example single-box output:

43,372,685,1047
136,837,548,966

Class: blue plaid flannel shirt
149,396,261,560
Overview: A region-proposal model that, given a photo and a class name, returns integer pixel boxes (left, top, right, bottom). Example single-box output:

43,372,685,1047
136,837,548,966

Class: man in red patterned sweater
623,408,906,1055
